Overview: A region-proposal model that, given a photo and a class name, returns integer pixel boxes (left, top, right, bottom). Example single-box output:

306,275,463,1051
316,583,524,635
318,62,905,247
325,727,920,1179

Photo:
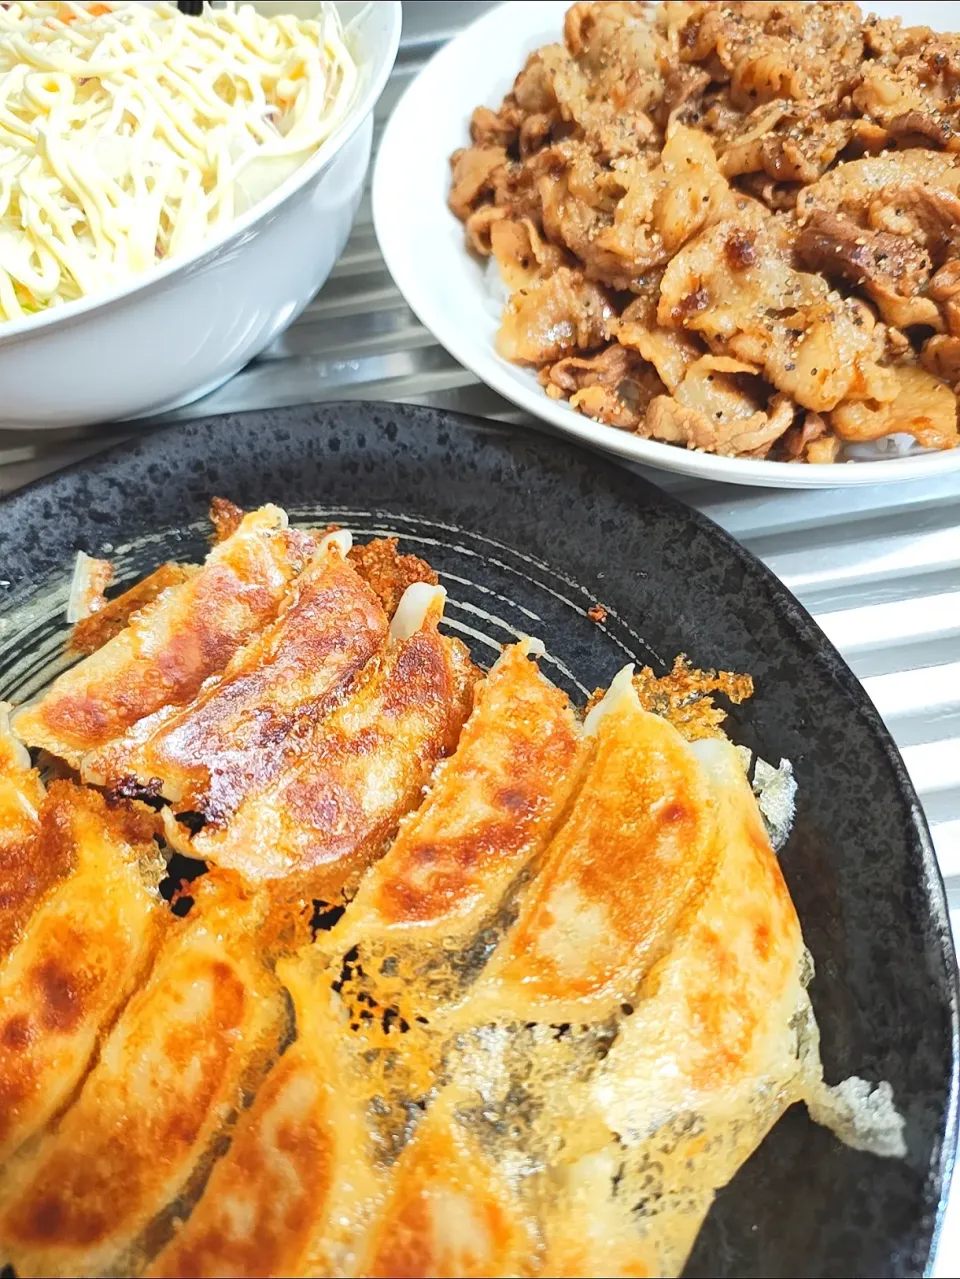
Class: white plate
372,0,960,489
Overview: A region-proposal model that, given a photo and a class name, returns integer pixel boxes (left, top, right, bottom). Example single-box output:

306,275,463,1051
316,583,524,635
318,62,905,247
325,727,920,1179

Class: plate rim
0,397,956,1274
371,0,960,490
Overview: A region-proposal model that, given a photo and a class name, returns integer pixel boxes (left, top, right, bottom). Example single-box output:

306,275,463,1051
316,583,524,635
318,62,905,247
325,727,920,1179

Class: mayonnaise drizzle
0,2,358,321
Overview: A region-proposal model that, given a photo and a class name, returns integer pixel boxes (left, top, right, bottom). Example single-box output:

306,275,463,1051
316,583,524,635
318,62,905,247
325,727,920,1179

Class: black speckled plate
0,401,955,1279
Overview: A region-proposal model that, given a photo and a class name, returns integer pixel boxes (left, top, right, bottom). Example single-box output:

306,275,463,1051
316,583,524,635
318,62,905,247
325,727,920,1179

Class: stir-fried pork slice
830,365,959,449
470,104,521,152
12,506,314,769
779,410,840,463
657,63,711,128
929,260,960,337
616,289,705,391
922,335,960,386
719,104,851,184
534,3,667,160
736,171,802,212
448,145,509,221
0,784,165,1164
795,209,939,329
527,140,644,290
676,1,864,110
497,266,615,365
855,21,960,150
797,151,960,273
542,344,666,430
659,203,897,412
593,125,734,275
489,216,569,292
645,359,796,457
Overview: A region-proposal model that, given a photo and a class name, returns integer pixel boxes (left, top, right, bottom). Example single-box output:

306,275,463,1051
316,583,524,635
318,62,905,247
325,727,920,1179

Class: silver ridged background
0,3,956,1265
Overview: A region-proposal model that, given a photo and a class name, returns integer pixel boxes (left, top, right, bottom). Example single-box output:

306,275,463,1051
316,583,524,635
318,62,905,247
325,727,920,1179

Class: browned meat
616,291,705,391
719,106,851,185
593,125,733,277
736,173,801,212
448,146,508,221
794,211,938,329
885,110,958,151
644,376,795,457
470,104,520,151
676,2,864,109
542,344,666,429
796,152,960,264
464,204,507,255
497,267,615,364
555,1,668,153
831,366,959,449
658,206,897,413
449,1,960,461
657,64,711,128
538,168,642,291
854,21,960,150
930,260,960,336
921,335,960,386
489,217,568,290
778,410,841,462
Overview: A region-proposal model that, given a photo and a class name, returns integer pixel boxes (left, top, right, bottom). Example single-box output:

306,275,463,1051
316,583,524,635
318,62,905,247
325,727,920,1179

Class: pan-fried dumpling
0,875,287,1279
184,585,478,900
0,709,46,965
69,563,196,656
146,950,374,1279
0,783,165,1163
464,667,719,1024
341,638,585,941
326,639,586,1028
83,531,389,816
355,1100,538,1279
12,506,314,768
538,736,822,1277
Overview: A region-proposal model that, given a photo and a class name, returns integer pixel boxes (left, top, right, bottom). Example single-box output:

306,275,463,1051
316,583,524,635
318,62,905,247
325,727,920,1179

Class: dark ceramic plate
0,402,956,1279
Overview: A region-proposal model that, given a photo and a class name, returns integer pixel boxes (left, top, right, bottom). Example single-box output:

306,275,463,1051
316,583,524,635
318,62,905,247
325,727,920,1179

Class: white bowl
0,0,401,431
373,0,960,489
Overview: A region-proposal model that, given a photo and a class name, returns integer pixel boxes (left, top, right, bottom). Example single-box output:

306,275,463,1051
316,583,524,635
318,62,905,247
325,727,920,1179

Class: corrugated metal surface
0,4,957,1267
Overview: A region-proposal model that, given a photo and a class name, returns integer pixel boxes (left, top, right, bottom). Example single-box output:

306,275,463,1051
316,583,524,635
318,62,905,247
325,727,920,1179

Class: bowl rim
371,0,960,489
0,0,402,348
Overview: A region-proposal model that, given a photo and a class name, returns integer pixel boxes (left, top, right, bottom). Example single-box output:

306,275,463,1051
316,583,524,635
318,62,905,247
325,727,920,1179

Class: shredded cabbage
0,1,359,321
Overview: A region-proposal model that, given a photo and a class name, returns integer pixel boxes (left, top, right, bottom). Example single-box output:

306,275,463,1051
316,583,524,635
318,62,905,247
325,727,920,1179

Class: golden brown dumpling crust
13,507,314,768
